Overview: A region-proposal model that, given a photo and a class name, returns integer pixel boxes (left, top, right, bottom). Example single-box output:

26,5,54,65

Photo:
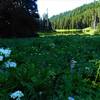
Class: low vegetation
0,34,100,100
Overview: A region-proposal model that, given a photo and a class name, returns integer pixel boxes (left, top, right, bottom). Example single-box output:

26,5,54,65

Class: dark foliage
39,19,53,32
39,12,53,32
0,0,39,37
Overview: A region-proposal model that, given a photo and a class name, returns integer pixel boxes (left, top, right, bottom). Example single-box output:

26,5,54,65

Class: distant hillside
50,1,100,29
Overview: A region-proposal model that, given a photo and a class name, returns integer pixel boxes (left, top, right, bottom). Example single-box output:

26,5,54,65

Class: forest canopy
50,1,100,30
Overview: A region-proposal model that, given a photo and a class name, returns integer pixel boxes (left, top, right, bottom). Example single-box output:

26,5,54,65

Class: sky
37,0,95,18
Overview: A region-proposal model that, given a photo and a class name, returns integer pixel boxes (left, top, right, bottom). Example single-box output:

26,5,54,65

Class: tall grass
0,35,100,100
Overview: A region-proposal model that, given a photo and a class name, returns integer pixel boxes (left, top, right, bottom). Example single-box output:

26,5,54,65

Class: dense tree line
39,12,53,32
50,1,100,29
0,0,39,37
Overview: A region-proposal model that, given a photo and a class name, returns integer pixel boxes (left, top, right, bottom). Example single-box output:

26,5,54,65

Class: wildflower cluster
0,47,24,99
10,90,24,100
0,48,17,68
0,48,11,58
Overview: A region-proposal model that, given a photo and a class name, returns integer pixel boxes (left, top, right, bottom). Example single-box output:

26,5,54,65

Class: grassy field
56,29,82,33
39,27,97,37
0,34,100,100
55,27,96,35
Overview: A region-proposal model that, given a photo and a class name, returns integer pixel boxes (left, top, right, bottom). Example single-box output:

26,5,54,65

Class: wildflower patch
0,48,17,69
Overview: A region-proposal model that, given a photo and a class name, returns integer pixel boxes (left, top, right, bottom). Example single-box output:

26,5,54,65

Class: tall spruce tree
39,9,53,32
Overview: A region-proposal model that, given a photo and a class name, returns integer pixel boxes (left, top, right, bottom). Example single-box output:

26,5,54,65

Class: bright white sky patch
37,0,95,18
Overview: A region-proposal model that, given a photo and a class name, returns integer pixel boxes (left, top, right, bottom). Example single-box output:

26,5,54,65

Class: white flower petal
4,49,12,57
16,97,21,100
68,96,75,100
10,90,24,99
0,48,11,57
0,48,5,54
4,61,17,68
0,55,3,61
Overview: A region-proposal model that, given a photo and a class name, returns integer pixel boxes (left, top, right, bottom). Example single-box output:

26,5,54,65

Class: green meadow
0,34,100,100
55,27,96,35
1,0,100,100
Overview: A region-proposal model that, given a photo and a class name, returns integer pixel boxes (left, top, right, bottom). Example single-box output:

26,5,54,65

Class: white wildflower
4,49,12,57
68,96,75,100
85,67,90,70
0,48,11,57
4,61,17,68
0,55,3,61
39,91,43,95
10,90,24,100
70,59,77,80
70,59,77,69
0,48,4,55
